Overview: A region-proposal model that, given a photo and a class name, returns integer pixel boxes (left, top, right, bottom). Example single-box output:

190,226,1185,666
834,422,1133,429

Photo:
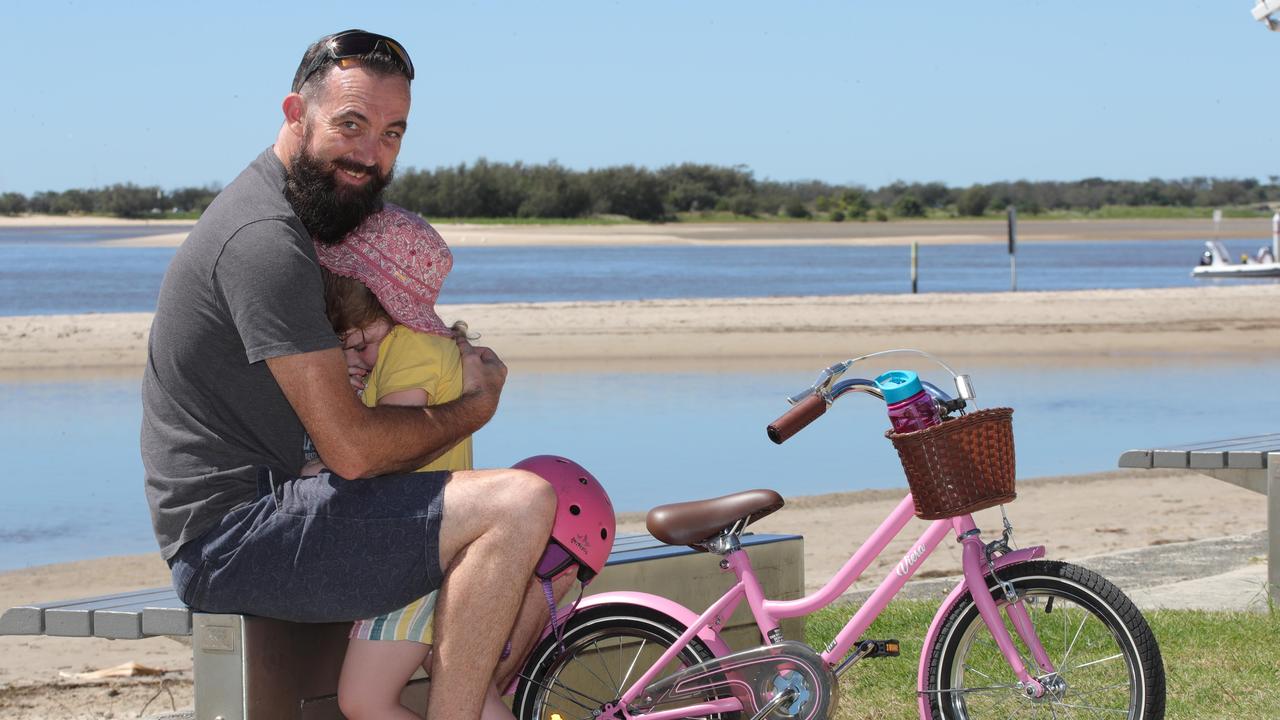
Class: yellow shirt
363,325,473,473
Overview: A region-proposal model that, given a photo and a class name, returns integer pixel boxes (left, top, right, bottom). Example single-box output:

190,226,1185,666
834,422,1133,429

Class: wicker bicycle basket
886,407,1016,520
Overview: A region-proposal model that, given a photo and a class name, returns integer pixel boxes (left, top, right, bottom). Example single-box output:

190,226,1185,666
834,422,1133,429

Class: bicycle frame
580,493,1056,720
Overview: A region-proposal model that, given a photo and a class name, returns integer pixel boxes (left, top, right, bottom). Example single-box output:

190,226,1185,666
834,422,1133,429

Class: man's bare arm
267,338,505,478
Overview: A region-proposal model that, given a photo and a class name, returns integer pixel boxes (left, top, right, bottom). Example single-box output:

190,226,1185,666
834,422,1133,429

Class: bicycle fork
954,515,1057,699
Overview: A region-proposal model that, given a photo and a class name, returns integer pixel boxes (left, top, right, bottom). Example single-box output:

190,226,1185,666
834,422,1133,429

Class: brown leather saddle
645,489,784,547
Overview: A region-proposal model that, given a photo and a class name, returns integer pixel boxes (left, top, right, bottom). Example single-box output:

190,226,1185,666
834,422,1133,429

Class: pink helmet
514,455,616,583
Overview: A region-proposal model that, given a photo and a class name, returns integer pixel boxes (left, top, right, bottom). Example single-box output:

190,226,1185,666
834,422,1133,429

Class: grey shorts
170,468,448,623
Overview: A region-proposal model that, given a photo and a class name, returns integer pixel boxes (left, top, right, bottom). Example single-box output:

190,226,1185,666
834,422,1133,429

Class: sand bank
3,285,1277,376
6,214,1276,248
0,469,1264,717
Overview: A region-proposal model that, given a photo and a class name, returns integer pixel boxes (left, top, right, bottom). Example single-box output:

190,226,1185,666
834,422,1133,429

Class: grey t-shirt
142,148,338,561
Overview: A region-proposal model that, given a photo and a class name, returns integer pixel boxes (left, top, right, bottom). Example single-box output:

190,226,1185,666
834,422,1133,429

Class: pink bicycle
512,350,1166,720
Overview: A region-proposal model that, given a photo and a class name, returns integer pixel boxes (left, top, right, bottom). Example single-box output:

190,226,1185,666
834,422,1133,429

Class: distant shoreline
2,213,1276,248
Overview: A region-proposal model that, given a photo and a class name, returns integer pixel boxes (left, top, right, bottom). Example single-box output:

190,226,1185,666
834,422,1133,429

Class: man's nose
348,135,382,171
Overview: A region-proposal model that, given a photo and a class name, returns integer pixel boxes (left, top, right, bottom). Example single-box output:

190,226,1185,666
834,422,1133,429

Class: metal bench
1119,432,1280,603
2,532,803,719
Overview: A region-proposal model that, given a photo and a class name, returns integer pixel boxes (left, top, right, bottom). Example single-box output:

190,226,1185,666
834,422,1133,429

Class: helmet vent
569,504,581,516
578,476,588,485
601,528,609,540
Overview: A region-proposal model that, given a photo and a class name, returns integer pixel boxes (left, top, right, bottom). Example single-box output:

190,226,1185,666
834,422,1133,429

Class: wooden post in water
1007,205,1018,292
911,241,919,294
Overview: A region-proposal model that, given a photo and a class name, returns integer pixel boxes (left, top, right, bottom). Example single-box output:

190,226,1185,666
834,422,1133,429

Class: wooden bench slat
1151,449,1190,468
1117,450,1153,469
142,604,193,637
92,591,184,639
0,606,44,635
44,589,179,637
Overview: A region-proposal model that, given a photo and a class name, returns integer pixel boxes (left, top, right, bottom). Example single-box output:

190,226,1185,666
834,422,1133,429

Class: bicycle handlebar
765,349,976,445
766,393,827,444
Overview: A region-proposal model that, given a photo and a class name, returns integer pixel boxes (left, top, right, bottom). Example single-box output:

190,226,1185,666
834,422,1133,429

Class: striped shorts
350,590,437,644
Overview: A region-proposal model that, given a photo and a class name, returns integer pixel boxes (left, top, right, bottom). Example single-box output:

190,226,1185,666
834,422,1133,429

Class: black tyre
926,560,1165,719
512,604,739,720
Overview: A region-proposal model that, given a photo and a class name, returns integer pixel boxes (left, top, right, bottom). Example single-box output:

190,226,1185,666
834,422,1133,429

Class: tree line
4,163,1280,221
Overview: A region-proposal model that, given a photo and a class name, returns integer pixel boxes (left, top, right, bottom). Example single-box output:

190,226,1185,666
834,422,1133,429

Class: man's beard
284,145,394,246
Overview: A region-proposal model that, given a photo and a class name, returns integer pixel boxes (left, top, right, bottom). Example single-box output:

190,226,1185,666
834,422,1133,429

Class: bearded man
141,30,555,718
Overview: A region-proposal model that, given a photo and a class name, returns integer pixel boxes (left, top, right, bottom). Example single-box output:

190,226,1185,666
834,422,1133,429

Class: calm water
1,226,1276,315
2,358,1276,571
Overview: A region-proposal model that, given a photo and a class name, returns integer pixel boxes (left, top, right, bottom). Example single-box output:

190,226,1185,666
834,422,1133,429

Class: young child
311,203,472,720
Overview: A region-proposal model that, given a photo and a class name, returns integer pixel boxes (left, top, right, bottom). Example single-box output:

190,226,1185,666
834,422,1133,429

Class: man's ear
282,93,307,137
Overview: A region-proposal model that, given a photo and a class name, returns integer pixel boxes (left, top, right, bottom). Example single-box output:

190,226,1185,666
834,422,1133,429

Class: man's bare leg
493,572,578,691
426,469,555,718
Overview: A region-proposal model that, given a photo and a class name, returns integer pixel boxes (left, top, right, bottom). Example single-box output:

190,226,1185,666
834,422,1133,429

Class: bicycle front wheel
925,560,1165,719
512,604,740,720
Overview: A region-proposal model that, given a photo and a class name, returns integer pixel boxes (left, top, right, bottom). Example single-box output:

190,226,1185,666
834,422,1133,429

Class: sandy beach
2,216,1277,717
2,284,1278,377
4,213,1277,247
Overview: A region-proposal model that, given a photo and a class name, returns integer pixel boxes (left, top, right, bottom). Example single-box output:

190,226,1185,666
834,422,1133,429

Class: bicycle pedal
858,639,900,658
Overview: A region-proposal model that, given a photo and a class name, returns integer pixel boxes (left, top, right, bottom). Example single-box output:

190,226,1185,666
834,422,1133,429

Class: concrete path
843,531,1272,612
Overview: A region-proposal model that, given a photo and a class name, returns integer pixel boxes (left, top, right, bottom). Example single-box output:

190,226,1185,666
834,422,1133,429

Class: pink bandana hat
314,203,453,337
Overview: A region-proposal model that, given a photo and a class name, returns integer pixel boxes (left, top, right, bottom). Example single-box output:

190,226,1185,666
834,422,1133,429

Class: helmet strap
542,574,589,654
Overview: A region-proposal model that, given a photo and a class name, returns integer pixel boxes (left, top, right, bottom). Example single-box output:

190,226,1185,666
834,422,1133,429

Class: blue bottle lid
875,370,924,404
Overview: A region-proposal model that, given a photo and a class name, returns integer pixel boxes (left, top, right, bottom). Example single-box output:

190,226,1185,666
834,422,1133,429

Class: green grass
803,599,1279,720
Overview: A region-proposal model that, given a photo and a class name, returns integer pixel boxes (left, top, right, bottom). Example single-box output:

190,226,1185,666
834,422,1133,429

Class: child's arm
378,388,430,407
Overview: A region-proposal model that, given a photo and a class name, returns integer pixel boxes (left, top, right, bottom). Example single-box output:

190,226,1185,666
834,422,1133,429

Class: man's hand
348,362,368,393
456,336,507,424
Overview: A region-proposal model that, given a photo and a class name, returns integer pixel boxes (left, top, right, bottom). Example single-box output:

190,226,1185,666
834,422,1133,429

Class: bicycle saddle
645,489,784,546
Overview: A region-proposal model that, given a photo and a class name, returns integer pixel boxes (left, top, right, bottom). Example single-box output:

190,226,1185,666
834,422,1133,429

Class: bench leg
194,614,351,720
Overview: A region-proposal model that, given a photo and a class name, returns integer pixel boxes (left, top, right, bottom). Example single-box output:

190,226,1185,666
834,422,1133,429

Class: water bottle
876,370,941,434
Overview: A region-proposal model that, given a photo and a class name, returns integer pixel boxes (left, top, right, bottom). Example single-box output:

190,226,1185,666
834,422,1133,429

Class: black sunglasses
297,30,415,90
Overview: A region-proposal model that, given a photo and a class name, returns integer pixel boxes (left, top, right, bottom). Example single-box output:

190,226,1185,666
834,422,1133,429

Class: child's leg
338,639,432,720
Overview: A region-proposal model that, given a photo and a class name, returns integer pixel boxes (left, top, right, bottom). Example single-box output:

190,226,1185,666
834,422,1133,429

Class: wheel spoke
569,640,617,694
1063,653,1125,673
587,638,621,691
518,671,608,713
1061,609,1090,669
1054,700,1131,715
961,662,999,683
619,637,647,693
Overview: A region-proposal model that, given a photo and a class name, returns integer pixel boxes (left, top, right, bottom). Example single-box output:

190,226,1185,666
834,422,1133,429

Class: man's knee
498,468,556,534
447,468,555,535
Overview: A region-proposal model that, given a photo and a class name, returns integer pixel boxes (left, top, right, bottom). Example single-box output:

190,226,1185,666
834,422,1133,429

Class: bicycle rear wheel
925,560,1165,719
512,604,740,720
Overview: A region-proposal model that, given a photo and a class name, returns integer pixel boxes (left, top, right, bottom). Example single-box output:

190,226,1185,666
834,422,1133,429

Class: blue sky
7,1,1277,194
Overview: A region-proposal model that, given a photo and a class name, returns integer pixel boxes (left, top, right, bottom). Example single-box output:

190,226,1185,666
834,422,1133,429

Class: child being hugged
312,203,471,719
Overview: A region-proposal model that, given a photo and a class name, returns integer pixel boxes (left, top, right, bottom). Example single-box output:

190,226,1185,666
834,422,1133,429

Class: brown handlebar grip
766,394,827,444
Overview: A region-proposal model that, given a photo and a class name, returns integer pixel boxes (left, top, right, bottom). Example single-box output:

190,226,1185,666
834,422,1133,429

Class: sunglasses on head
297,29,415,90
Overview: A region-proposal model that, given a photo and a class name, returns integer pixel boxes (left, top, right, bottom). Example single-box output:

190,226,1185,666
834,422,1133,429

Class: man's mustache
332,158,383,179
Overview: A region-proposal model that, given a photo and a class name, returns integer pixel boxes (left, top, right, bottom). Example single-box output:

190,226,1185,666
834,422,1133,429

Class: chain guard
634,640,836,719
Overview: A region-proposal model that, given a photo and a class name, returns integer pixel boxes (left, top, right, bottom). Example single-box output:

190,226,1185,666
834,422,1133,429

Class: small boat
1192,213,1280,278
